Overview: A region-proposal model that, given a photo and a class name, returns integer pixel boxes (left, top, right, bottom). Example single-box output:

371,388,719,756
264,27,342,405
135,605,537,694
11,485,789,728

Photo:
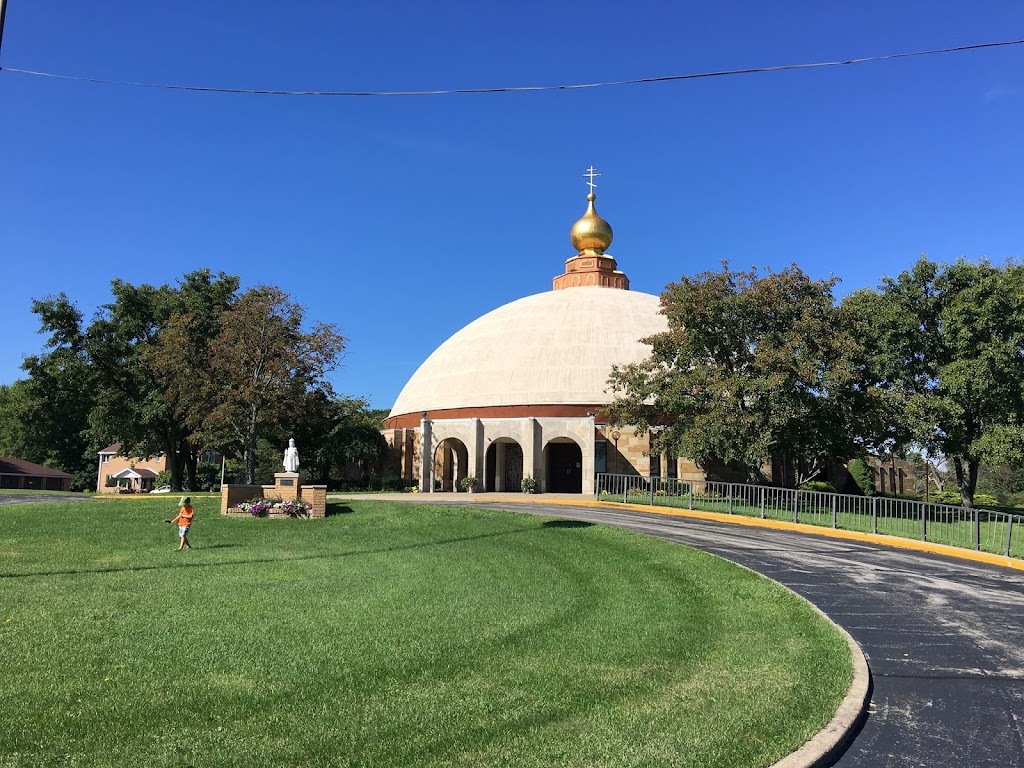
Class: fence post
760,487,765,519
793,490,798,524
1005,515,1014,558
921,504,927,542
974,509,980,551
871,496,877,535
728,483,734,515
623,477,628,505
832,495,837,529
689,482,693,511
650,476,655,506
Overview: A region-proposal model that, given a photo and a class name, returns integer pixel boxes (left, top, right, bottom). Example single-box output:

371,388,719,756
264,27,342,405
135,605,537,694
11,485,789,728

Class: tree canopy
14,272,362,491
844,256,1024,506
606,264,882,486
194,285,347,484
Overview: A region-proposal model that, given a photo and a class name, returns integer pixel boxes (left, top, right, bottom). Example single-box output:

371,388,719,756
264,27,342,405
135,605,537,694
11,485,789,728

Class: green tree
291,394,388,486
606,264,881,486
31,271,239,492
198,286,346,484
0,298,99,490
846,256,1024,507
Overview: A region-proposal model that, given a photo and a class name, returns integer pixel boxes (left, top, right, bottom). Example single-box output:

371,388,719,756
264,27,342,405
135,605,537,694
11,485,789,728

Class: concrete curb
765,590,871,768
403,494,1024,572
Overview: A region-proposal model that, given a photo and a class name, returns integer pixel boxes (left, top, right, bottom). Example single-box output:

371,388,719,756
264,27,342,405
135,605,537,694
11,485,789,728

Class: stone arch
433,437,469,492
543,437,583,493
485,438,523,492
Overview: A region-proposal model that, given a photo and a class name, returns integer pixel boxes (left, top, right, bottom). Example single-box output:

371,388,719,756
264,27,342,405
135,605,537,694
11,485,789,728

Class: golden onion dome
570,193,613,254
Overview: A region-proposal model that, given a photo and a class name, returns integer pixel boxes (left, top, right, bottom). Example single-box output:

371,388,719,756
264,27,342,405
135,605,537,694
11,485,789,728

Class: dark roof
99,443,122,455
0,457,73,478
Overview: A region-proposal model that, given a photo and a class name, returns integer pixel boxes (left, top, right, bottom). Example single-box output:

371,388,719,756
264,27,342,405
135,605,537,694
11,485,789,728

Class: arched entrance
545,439,583,493
433,438,469,492
485,439,523,492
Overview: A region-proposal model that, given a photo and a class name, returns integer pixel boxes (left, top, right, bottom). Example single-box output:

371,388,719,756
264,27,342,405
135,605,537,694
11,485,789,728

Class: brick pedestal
274,472,300,501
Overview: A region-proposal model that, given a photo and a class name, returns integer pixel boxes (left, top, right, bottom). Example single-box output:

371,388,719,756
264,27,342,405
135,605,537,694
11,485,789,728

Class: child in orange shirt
169,496,195,550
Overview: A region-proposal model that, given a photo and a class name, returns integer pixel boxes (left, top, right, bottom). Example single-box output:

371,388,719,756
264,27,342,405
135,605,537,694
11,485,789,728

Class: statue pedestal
274,472,301,501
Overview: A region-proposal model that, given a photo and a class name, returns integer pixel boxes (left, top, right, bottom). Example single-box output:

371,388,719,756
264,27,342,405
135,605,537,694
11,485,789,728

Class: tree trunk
953,456,978,508
166,433,184,492
182,441,198,491
242,408,259,485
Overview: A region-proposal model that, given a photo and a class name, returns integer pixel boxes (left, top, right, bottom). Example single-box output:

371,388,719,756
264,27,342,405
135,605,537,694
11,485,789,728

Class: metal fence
595,473,1023,560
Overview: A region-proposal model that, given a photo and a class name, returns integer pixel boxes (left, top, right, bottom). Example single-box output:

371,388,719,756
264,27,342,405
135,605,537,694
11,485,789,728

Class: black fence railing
595,473,1022,560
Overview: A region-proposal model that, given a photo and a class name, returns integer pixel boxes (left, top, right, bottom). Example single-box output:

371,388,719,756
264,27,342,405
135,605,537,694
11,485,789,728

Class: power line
2,38,1023,97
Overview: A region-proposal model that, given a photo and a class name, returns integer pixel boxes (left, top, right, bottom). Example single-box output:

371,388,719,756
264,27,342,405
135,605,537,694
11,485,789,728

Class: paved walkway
333,493,1024,767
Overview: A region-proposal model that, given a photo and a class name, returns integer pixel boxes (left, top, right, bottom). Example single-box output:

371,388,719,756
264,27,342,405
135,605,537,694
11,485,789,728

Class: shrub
521,476,537,493
378,476,408,492
798,481,839,494
459,476,478,492
847,459,873,496
927,489,999,507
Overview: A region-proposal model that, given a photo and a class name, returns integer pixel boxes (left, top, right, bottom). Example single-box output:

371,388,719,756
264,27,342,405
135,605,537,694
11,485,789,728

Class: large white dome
389,286,667,418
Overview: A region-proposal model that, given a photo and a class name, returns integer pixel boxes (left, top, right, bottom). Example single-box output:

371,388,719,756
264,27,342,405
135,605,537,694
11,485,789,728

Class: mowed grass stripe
1,498,851,768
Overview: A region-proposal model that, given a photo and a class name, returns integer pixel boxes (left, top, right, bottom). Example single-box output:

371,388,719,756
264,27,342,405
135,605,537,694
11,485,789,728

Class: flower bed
233,497,312,518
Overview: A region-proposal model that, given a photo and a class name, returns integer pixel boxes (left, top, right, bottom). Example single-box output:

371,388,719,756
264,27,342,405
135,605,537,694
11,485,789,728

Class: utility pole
924,451,930,502
0,0,9,66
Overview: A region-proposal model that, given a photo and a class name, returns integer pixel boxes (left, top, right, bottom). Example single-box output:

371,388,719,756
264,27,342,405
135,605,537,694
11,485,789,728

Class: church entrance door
547,441,582,493
485,440,523,492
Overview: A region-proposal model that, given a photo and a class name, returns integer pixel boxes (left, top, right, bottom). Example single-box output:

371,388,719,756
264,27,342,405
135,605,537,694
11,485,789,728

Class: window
649,452,661,478
595,441,607,474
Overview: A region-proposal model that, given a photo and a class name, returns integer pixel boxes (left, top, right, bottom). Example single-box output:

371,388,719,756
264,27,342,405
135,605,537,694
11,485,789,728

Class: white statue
283,438,300,473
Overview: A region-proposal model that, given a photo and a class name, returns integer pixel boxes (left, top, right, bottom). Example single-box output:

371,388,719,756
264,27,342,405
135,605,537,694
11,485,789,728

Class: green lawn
1,497,851,768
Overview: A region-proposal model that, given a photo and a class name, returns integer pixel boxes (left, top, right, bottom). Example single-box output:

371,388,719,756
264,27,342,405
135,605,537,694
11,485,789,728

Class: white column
495,443,506,492
420,417,433,493
522,418,536,493
468,419,482,488
582,414,596,495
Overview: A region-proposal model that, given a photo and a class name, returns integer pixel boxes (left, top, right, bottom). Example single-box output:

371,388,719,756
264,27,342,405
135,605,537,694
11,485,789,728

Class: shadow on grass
0,526,538,580
326,503,354,516
542,519,594,529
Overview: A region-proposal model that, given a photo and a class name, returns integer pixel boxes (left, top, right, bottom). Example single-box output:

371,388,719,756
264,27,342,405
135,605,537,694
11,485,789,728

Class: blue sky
1,1,1022,410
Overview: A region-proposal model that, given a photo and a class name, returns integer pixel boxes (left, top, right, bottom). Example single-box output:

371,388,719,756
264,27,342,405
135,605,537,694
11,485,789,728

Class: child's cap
179,496,191,506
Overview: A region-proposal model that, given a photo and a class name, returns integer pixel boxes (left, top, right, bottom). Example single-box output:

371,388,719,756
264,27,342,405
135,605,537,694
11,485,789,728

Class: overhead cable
2,38,1022,97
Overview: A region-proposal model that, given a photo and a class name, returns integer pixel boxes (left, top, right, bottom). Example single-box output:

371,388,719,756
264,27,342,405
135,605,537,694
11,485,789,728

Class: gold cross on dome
583,166,601,193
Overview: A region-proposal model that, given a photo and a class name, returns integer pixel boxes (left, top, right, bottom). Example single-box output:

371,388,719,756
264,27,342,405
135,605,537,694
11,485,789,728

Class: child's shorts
178,525,191,537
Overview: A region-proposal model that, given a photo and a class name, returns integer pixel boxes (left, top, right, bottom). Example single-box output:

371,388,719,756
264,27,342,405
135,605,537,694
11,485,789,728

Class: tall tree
845,257,1024,507
199,286,346,484
290,393,388,486
0,297,99,489
606,264,882,486
31,270,240,491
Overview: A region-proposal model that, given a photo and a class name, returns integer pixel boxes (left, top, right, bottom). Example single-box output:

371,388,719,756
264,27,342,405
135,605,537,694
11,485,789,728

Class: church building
382,172,704,494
